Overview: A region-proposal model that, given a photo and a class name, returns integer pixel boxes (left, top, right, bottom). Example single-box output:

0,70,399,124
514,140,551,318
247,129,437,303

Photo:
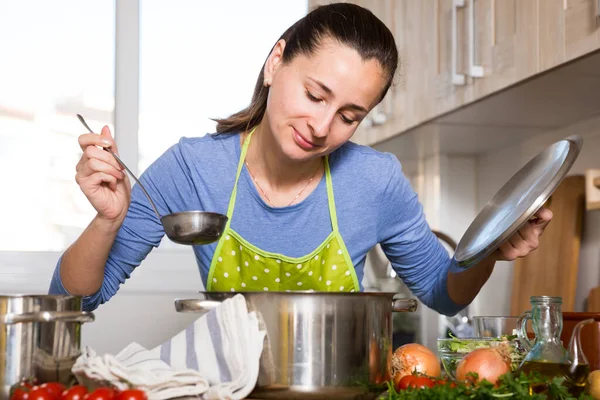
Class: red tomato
410,377,435,389
27,388,55,400
40,383,66,398
115,390,147,400
395,374,419,391
83,388,117,400
10,387,30,400
60,385,88,400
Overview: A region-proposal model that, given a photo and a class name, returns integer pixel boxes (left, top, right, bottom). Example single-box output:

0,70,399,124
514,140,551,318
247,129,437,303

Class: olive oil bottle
519,360,590,396
515,297,595,397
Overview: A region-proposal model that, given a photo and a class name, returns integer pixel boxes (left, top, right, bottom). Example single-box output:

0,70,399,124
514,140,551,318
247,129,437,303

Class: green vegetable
439,335,518,353
438,335,525,371
385,372,591,400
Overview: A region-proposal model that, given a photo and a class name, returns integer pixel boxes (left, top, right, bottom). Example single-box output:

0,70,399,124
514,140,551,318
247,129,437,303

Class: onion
587,370,600,399
455,346,511,385
391,343,441,384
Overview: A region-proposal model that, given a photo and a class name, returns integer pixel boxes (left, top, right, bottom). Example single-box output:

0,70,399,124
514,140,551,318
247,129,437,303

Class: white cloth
72,294,266,400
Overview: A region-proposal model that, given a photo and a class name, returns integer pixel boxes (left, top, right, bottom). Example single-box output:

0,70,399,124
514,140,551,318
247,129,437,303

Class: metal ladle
77,114,228,245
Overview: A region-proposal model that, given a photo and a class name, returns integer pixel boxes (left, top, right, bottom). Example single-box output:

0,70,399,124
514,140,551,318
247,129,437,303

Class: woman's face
263,38,388,162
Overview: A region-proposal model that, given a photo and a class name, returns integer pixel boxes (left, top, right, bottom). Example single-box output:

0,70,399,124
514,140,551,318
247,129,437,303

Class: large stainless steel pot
0,295,94,399
175,291,417,399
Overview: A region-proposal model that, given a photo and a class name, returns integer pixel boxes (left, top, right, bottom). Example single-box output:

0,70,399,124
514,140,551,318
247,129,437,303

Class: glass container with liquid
516,296,594,396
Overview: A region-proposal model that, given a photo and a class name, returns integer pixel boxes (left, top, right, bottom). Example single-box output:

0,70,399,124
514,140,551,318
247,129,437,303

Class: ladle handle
76,114,163,220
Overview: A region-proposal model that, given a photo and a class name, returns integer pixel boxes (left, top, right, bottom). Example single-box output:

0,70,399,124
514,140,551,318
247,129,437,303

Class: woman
49,3,551,313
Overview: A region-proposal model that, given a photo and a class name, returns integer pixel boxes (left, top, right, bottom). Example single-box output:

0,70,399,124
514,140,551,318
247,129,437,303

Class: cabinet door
538,0,567,71
565,0,600,62
394,1,437,130
482,0,539,94
433,0,473,116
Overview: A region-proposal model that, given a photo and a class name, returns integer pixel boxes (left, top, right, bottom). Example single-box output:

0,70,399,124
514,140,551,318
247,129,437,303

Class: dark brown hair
213,2,399,134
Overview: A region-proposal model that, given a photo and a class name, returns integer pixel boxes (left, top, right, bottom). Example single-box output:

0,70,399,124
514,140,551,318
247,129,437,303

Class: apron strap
324,157,339,232
225,128,255,220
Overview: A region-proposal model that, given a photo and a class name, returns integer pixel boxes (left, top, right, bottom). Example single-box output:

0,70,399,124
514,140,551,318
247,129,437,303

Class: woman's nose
309,109,335,138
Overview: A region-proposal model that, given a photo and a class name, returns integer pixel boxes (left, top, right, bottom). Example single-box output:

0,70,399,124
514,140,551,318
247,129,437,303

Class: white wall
475,115,600,315
375,114,600,324
373,137,478,349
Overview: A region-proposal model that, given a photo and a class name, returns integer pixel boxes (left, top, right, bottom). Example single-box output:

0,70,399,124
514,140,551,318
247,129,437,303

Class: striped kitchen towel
72,294,266,400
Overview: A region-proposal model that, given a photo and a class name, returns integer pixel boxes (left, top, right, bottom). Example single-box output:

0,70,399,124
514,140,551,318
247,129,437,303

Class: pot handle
1,311,95,325
174,299,222,313
392,297,418,312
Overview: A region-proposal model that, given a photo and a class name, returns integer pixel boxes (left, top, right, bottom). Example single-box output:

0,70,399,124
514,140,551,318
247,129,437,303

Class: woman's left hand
492,206,553,261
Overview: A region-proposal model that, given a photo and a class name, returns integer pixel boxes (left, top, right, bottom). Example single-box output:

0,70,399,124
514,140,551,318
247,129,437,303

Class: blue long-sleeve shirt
49,132,463,315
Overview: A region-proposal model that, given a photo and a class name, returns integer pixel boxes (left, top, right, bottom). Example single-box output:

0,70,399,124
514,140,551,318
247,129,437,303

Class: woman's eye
340,114,355,125
306,91,322,102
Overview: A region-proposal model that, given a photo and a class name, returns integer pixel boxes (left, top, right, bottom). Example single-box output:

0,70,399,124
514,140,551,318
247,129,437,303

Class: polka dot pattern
209,231,357,293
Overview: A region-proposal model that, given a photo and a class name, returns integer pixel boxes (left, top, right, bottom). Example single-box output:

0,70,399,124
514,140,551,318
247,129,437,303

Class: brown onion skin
391,343,441,382
455,348,511,385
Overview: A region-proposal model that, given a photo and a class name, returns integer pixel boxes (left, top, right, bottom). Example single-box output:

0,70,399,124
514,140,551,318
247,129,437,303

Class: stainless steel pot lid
454,135,583,268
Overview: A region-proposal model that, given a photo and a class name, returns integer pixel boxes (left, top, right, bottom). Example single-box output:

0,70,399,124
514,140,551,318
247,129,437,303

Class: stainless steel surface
0,295,94,399
2,311,94,324
454,134,583,268
160,211,229,245
468,0,484,78
175,292,417,399
77,114,228,246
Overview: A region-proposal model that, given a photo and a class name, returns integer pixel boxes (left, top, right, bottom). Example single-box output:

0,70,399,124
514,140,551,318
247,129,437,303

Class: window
138,0,308,170
138,1,308,249
0,0,307,254
0,1,115,251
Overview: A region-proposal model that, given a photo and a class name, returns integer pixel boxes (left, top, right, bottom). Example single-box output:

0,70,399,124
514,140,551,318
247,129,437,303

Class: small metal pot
0,295,94,398
175,291,417,399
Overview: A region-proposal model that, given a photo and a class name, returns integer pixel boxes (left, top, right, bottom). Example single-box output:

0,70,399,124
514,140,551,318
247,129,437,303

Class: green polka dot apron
206,130,360,293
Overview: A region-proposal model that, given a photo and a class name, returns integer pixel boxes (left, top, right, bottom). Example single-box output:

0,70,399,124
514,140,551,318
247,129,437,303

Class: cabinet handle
452,0,466,85
468,0,484,77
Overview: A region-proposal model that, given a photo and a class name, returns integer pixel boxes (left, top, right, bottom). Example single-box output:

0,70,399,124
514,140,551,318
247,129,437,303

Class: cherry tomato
27,388,55,400
410,376,435,389
61,385,88,400
40,382,66,399
83,388,117,400
115,390,147,400
395,374,419,391
10,387,30,400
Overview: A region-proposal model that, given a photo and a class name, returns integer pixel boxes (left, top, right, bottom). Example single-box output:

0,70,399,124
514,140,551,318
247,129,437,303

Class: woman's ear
263,39,286,87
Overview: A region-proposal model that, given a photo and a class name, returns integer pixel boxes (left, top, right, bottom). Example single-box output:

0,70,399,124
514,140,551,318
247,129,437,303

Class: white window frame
0,0,202,296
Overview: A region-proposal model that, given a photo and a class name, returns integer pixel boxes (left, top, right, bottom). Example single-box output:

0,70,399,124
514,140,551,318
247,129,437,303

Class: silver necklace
245,160,320,207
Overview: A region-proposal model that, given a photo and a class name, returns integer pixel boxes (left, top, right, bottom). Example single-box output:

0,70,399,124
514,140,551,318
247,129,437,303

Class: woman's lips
293,128,318,150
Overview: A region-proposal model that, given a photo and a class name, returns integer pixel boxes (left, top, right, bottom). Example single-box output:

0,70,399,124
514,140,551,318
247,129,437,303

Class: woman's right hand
75,126,131,223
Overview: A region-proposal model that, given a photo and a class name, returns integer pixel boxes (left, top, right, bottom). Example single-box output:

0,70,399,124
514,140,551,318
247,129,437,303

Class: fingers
76,171,119,192
496,207,553,262
531,207,553,231
100,125,119,154
496,241,520,261
78,126,118,153
77,146,124,180
499,229,538,261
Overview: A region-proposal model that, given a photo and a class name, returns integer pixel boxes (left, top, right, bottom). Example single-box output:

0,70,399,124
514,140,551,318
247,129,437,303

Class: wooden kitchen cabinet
564,0,600,63
307,0,600,146
537,0,600,71
435,0,543,117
